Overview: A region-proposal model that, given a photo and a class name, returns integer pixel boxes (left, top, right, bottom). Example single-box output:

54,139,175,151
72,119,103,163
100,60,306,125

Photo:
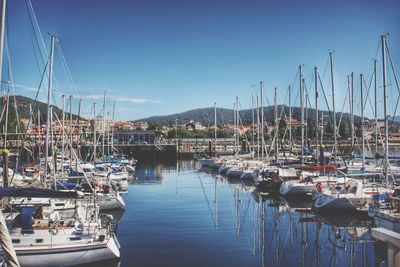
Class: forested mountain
137,105,360,126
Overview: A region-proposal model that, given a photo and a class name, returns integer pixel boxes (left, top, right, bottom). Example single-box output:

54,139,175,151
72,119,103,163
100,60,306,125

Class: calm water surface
109,160,387,267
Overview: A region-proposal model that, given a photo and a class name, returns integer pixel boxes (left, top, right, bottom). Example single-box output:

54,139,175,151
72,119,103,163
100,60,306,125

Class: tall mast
314,66,319,165
107,111,110,155
274,87,278,162
260,81,264,158
50,107,54,177
233,101,236,155
93,102,97,162
288,85,292,154
214,102,217,155
305,80,308,147
77,97,82,152
38,109,41,156
111,102,116,154
44,35,56,181
374,59,378,159
360,74,365,170
102,89,107,157
4,83,9,149
251,86,255,154
350,73,355,153
321,111,324,145
329,51,337,165
0,0,6,150
0,4,20,265
299,65,304,165
382,35,389,181
69,95,73,170
61,95,65,178
256,95,260,158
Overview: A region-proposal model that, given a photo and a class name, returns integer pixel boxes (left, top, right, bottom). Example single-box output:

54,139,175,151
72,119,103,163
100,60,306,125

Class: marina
0,0,400,266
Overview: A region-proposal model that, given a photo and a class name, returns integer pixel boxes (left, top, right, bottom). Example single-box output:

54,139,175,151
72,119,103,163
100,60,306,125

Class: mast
4,84,9,149
214,102,217,156
77,97,82,155
329,52,337,165
0,7,20,266
44,35,56,181
260,81,264,158
251,86,255,154
233,101,236,155
38,109,41,159
382,35,389,181
61,95,65,178
69,95,72,170
0,0,6,151
107,111,110,155
93,102,97,162
374,59,378,159
274,87,278,162
314,66,319,165
299,65,304,165
350,73,355,154
305,82,308,147
102,89,107,157
256,95,260,158
321,111,324,145
111,102,116,154
50,107,55,179
360,74,365,170
288,85,292,154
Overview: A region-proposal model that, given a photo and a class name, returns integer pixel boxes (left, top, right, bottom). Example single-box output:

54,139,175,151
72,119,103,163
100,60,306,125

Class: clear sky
4,0,400,121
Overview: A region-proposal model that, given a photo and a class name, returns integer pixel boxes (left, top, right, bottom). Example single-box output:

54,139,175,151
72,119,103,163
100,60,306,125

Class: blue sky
4,0,400,121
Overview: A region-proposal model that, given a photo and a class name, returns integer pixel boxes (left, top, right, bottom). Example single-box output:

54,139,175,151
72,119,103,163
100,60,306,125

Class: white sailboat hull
15,234,120,267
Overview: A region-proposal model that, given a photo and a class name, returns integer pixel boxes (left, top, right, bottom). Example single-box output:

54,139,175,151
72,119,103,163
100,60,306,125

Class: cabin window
69,237,81,241
55,203,65,207
12,239,20,243
35,239,44,243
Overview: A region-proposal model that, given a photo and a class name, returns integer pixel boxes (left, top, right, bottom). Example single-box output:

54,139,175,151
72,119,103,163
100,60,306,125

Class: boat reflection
205,172,381,267
128,160,385,267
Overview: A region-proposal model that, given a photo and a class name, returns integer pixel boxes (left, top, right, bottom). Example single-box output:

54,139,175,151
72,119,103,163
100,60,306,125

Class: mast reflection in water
114,160,386,267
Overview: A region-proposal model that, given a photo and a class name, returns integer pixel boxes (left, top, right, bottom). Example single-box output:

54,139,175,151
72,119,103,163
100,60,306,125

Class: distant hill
0,95,85,121
137,105,361,126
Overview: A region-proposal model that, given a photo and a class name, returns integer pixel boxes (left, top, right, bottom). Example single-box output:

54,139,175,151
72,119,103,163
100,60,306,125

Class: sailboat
1,188,120,267
313,41,395,213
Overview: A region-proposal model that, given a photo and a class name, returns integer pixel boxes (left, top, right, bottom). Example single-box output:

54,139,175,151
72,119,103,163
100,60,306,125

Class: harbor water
91,160,387,267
